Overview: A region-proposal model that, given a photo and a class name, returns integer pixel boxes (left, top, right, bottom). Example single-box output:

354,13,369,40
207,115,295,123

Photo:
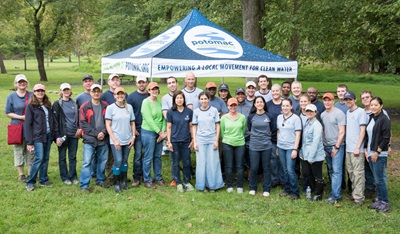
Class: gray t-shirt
334,101,348,114
248,112,273,151
277,114,302,150
192,106,220,144
62,100,78,137
182,87,203,109
346,107,368,152
321,108,346,146
93,103,105,146
105,103,135,145
255,90,272,102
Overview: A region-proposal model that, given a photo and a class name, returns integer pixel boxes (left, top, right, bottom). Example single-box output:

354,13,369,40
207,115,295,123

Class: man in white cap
79,84,109,192
127,76,148,187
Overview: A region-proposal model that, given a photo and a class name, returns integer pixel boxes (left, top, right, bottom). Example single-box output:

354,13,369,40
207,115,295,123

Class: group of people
5,72,391,212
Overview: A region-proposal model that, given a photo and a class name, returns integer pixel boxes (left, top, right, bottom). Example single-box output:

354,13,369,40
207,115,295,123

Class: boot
313,178,324,201
121,172,129,190
114,174,121,193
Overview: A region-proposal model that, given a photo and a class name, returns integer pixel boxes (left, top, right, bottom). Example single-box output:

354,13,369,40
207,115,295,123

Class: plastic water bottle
60,135,67,143
306,186,311,199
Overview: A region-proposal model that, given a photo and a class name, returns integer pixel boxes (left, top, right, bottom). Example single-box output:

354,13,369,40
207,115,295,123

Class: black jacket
364,112,391,152
24,104,57,145
52,98,79,137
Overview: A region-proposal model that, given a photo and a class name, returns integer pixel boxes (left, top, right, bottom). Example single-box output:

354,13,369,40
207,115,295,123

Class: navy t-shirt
266,100,282,143
126,91,148,132
166,107,193,143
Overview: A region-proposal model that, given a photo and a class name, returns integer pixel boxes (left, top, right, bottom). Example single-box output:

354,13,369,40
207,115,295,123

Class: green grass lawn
0,58,399,233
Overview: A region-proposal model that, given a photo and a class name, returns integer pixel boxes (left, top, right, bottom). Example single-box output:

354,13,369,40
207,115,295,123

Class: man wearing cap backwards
75,74,95,109
127,76,148,187
182,71,203,109
343,91,368,205
255,74,272,102
79,84,109,192
289,81,302,114
307,87,325,114
321,93,346,204
100,73,122,183
205,82,228,116
162,76,192,186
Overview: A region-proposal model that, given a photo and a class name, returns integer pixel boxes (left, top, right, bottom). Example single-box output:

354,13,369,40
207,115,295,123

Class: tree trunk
68,54,71,62
0,51,7,74
356,61,369,74
24,54,27,70
242,0,265,84
289,0,300,60
35,48,48,81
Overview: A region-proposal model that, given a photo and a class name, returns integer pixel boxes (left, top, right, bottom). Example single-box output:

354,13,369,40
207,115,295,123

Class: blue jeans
132,134,143,180
223,143,245,188
270,144,284,185
195,143,224,190
171,142,191,185
278,148,299,196
369,156,389,203
249,148,272,192
365,157,376,191
324,145,344,200
111,144,130,175
141,129,163,182
80,144,108,189
58,137,78,181
26,133,52,185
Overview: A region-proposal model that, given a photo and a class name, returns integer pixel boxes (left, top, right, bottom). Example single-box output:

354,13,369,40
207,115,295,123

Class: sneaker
249,190,256,195
131,180,140,187
312,195,322,201
96,182,110,188
39,181,53,187
18,175,26,182
368,200,381,210
26,184,35,191
81,188,90,193
72,179,79,185
63,180,72,185
185,183,195,192
263,192,270,197
155,179,167,187
177,184,184,193
227,187,234,193
290,194,300,200
170,180,176,187
376,201,390,213
325,198,339,204
144,182,156,189
279,192,289,197
237,188,244,193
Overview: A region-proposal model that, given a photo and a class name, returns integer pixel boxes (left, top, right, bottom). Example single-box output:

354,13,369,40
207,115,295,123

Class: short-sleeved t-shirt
5,91,32,124
61,100,78,136
101,89,116,105
166,107,193,143
289,96,300,113
346,107,368,152
209,97,228,114
93,103,106,146
334,101,348,114
75,92,92,109
321,108,346,146
277,113,302,150
126,91,148,132
247,112,273,151
266,99,282,143
162,93,192,111
182,87,203,110
192,106,220,144
255,90,272,102
105,103,135,145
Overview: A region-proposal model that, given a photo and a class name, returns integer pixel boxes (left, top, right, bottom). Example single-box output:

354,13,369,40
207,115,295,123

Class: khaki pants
346,152,365,202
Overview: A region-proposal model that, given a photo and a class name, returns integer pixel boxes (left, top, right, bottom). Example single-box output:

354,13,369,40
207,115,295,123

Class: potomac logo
184,26,243,58
131,26,182,57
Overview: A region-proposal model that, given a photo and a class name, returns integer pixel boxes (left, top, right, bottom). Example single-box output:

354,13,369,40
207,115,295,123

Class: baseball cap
305,104,317,112
90,84,102,91
114,87,126,95
15,74,28,83
206,82,217,89
147,82,159,90
33,84,46,91
60,83,71,90
343,91,356,100
218,83,229,91
136,76,147,83
227,98,238,106
108,73,119,81
82,74,94,81
322,92,335,100
236,88,245,95
246,81,257,88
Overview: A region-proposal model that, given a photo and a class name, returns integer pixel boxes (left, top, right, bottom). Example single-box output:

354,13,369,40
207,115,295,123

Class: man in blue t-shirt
126,76,148,187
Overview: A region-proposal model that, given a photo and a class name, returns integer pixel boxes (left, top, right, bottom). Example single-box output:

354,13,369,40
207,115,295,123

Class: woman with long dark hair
365,97,391,212
25,84,56,191
247,96,273,197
